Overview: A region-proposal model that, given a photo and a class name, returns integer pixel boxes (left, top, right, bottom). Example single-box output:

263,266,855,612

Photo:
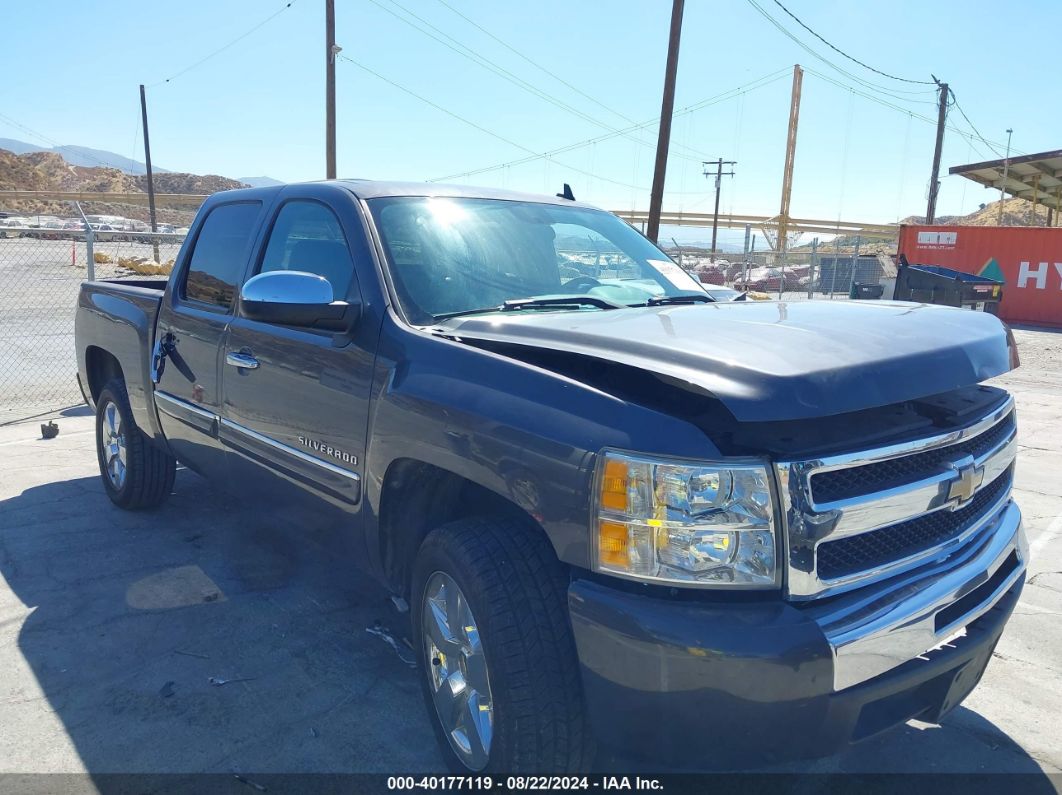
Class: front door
154,200,265,481
219,189,376,525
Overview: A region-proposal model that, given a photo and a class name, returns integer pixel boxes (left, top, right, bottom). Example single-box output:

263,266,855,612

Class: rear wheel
95,379,176,509
411,516,593,773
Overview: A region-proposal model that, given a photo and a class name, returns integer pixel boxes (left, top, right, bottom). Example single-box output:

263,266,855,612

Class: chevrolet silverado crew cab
75,181,1026,772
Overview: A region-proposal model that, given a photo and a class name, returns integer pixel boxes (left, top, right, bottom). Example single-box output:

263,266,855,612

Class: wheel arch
84,346,124,404
377,457,556,597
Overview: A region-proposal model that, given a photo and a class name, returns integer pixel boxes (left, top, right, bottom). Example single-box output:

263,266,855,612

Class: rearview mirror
240,270,358,331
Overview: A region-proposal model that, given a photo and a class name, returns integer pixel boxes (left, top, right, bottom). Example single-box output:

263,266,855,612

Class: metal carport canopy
950,149,1062,217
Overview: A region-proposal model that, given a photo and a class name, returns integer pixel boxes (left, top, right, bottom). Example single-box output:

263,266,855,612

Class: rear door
154,200,264,481
219,186,376,517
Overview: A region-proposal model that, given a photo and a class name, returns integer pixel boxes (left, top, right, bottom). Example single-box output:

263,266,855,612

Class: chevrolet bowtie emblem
946,462,985,508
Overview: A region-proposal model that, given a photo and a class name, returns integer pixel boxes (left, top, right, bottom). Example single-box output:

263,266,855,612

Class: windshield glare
369,197,706,323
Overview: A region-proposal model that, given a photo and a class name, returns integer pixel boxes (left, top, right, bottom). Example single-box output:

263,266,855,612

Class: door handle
226,352,259,370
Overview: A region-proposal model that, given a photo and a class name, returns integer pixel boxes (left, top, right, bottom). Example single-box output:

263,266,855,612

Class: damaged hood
440,300,1013,422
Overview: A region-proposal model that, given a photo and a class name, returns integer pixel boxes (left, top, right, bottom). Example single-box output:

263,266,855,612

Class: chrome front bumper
807,499,1026,690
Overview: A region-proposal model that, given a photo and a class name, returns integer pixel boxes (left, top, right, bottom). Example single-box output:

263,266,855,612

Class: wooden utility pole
646,0,684,243
777,65,803,255
139,84,159,262
138,85,158,234
925,80,948,224
325,0,337,179
704,157,736,254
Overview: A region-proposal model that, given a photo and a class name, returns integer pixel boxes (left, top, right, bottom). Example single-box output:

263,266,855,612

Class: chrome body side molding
153,390,361,504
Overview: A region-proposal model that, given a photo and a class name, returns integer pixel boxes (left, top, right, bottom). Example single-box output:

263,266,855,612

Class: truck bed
75,279,167,440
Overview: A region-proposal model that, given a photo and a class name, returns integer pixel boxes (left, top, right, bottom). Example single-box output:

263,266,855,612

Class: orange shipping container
897,225,1062,327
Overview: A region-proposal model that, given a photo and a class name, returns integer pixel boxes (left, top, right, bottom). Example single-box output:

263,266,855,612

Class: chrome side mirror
240,270,357,331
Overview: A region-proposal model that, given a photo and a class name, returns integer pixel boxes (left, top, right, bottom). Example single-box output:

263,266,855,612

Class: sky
2,0,1057,248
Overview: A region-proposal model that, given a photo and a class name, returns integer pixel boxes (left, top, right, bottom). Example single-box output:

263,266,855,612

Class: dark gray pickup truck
75,180,1026,773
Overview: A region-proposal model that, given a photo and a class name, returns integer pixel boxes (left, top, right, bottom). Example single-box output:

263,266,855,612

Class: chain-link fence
0,227,184,421
687,249,891,302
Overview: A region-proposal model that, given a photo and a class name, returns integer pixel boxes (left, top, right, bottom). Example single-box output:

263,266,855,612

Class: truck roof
214,179,600,209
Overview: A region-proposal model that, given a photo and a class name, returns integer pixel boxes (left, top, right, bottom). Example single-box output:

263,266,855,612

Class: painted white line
1028,511,1062,560
0,429,95,447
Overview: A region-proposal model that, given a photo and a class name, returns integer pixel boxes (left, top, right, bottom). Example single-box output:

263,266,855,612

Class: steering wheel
562,275,602,292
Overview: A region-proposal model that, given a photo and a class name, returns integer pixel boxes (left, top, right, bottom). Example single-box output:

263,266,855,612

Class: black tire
95,378,176,509
411,516,593,774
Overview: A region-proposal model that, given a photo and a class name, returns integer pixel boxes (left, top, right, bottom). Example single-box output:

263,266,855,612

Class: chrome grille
777,397,1017,600
810,412,1016,504
817,468,1012,580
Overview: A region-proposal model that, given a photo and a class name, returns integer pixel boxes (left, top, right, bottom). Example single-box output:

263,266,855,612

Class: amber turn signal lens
600,459,629,513
598,520,630,568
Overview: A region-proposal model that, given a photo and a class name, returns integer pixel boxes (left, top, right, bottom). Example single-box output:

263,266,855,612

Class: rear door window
182,202,261,309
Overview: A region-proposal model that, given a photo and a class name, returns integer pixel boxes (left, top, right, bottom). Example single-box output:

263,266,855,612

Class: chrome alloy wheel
101,401,127,490
422,571,494,770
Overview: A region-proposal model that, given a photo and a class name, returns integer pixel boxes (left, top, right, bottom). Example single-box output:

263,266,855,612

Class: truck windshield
368,197,707,324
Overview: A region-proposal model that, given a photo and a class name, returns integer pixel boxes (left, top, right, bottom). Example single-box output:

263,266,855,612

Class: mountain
239,176,284,187
0,147,246,224
0,137,169,175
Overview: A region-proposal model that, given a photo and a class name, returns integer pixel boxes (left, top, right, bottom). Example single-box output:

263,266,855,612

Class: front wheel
411,516,593,773
95,379,176,509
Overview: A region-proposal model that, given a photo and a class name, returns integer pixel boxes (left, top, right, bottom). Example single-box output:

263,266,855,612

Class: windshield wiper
432,306,504,321
645,293,713,306
432,294,623,322
500,295,624,311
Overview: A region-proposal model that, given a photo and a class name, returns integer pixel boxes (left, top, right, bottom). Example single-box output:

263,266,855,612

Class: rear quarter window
182,202,262,309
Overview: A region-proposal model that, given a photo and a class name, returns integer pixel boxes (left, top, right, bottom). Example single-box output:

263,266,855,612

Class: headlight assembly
593,451,779,588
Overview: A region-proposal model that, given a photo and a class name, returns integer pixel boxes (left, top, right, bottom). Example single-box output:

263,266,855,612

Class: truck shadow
0,470,443,777
0,471,1053,785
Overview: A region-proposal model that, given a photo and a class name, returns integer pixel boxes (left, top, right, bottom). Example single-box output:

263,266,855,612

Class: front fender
363,321,719,572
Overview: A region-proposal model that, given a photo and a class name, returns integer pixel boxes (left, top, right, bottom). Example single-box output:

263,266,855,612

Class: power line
948,90,1004,159
769,0,936,85
336,54,649,191
432,0,639,130
148,0,299,87
430,68,791,183
367,0,707,163
803,68,1022,156
743,0,936,101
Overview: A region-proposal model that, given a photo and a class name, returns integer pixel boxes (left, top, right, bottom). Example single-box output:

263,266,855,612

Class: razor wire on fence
0,226,184,420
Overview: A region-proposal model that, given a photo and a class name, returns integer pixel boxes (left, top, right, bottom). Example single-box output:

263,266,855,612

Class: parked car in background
702,285,745,301
695,263,725,284
734,266,805,292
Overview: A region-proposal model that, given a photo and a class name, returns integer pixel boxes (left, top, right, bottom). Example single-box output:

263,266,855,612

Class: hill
0,137,168,175
0,148,246,224
797,196,1055,255
901,196,1052,228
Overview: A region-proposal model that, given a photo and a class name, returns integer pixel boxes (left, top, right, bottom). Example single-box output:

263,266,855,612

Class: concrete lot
0,328,1059,780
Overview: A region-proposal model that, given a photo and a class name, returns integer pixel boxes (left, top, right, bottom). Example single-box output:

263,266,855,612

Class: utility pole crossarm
703,158,736,254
